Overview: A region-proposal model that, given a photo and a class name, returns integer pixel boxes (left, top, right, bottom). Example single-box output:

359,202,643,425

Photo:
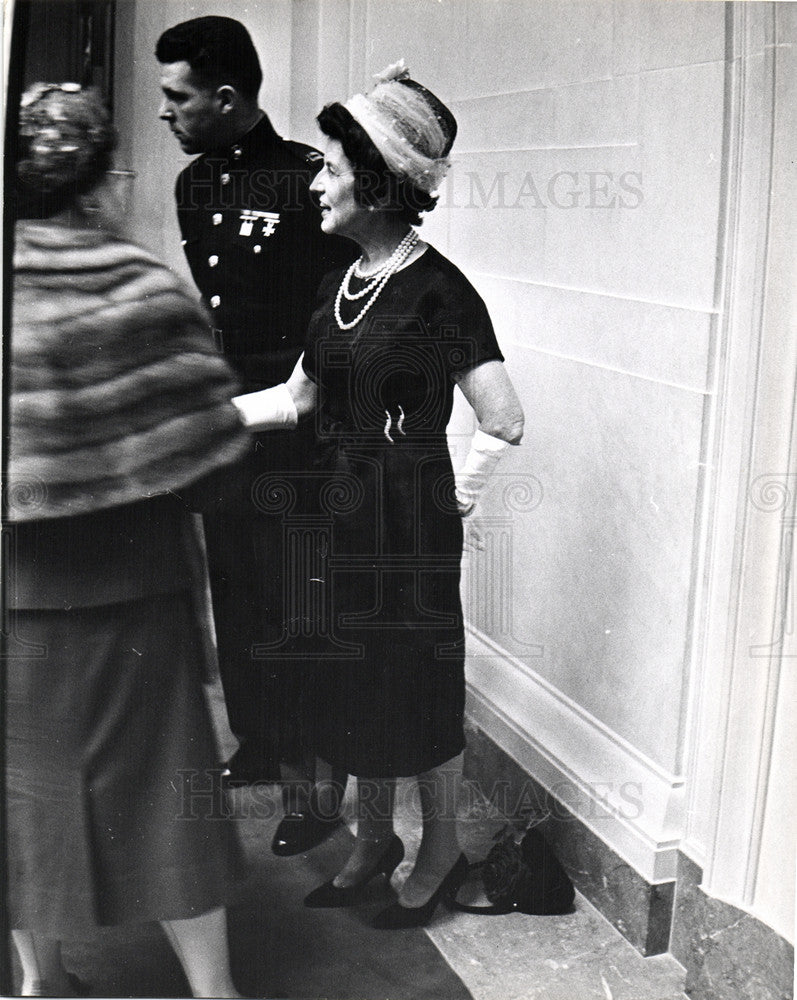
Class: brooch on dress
383,405,406,443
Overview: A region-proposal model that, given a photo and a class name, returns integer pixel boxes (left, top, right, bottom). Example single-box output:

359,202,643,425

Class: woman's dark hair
317,102,439,227
156,16,262,102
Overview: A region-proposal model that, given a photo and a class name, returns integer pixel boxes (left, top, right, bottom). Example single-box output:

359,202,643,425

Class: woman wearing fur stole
5,83,249,998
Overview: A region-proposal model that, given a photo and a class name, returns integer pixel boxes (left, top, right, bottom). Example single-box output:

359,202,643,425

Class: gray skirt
5,590,243,935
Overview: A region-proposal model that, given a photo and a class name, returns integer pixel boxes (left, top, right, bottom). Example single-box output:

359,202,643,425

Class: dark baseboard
670,853,794,1000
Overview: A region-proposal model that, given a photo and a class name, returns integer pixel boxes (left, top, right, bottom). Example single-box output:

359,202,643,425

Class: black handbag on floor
453,825,575,915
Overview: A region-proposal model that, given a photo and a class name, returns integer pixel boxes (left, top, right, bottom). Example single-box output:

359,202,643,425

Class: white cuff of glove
232,383,298,432
455,428,510,516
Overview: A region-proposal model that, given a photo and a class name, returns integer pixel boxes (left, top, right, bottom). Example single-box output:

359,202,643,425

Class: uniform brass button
180,239,187,246
212,213,222,225
232,147,242,159
253,245,262,254
210,295,221,308
208,255,219,267
221,173,230,185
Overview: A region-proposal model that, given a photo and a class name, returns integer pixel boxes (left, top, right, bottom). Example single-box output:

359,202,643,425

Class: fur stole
7,221,249,521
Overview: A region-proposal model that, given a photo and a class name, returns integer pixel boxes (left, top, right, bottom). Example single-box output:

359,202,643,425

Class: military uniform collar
226,112,280,160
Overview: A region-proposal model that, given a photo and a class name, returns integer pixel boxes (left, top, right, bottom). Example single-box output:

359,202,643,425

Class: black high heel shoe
272,780,345,856
304,834,405,908
372,853,469,929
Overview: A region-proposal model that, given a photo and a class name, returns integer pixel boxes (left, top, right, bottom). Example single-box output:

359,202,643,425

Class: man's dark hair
155,16,262,102
316,102,438,227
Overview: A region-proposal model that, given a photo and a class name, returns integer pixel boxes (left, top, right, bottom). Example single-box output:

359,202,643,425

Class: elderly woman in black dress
6,84,248,995
235,62,524,928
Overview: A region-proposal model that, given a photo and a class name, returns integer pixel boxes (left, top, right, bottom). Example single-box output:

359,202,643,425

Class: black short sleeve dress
302,245,503,777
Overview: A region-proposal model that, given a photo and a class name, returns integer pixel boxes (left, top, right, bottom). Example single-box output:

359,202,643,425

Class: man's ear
216,85,237,114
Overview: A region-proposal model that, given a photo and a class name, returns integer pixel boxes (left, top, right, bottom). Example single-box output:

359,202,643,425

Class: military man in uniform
156,16,352,855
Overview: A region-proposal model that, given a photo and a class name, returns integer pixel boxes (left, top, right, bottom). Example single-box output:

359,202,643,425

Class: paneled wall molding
681,1,796,938
469,270,719,314
454,144,638,154
489,346,709,396
465,625,685,884
409,64,721,107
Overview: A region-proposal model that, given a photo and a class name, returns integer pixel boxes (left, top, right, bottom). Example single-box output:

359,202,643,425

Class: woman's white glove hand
454,428,510,516
232,382,298,432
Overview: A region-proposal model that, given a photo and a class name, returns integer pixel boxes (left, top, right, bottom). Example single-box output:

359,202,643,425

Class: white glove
455,428,509,516
232,382,298,431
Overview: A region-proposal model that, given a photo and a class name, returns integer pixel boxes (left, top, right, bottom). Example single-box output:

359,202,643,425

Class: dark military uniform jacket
175,113,352,393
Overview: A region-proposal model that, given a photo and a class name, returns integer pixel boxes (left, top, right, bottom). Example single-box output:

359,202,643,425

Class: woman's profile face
311,137,371,241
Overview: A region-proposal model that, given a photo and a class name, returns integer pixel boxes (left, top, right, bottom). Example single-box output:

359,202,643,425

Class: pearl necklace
350,229,417,285
335,230,418,330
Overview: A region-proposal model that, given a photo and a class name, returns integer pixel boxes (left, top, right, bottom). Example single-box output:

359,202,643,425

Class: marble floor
428,900,688,1000
387,777,689,1000
210,680,688,1000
